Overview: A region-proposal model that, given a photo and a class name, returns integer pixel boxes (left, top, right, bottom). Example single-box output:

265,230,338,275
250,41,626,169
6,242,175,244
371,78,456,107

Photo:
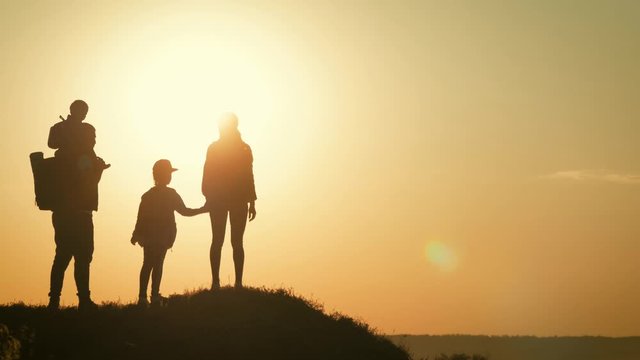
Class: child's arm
176,205,208,217
48,122,62,149
175,193,208,217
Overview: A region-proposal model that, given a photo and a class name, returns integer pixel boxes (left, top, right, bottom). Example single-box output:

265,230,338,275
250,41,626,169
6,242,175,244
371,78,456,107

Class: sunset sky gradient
1,0,639,336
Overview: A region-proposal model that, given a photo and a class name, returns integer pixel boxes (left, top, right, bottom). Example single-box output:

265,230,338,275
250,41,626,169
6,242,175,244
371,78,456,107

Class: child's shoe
137,296,149,307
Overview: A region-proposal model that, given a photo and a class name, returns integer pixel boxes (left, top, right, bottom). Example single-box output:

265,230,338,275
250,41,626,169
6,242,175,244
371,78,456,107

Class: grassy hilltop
0,287,409,360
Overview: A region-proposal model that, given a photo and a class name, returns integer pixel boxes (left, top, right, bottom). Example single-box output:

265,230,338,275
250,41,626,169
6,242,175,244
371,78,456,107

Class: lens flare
425,241,458,272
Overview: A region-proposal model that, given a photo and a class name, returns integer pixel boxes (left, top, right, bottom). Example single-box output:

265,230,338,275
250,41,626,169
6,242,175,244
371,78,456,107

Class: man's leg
209,207,228,289
73,212,95,308
49,212,73,308
49,248,72,307
229,202,248,288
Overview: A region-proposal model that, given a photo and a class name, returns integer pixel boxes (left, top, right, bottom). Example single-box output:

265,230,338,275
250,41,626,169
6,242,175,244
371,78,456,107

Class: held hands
198,201,211,215
178,203,209,217
197,204,209,215
248,201,256,221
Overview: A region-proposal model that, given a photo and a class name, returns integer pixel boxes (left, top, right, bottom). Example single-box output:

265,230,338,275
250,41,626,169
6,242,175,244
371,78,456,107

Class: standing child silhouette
131,159,207,306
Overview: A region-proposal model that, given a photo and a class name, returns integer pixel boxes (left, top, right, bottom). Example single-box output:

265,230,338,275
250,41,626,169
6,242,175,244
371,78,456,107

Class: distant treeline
388,335,640,360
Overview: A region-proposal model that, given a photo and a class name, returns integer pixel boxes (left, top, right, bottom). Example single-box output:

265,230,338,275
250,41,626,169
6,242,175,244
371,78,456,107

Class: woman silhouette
202,113,257,290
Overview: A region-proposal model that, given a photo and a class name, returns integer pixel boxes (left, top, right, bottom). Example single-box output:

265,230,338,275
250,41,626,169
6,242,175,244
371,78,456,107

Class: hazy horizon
1,0,639,337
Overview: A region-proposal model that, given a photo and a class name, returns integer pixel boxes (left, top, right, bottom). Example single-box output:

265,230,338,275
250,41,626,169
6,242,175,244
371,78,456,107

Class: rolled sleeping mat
29,152,62,211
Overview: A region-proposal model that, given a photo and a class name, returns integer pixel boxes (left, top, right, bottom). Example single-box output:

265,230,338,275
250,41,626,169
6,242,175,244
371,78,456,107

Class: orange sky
1,0,639,336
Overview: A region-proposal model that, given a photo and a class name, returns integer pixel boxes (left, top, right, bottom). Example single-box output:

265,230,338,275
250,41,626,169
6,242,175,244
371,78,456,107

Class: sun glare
92,11,298,206
124,42,274,166
83,8,320,211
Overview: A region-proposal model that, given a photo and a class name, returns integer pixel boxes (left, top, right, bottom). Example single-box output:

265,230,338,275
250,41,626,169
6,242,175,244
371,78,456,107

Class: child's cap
153,159,178,174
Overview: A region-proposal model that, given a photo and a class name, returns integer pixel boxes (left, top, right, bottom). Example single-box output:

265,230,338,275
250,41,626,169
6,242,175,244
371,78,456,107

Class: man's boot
78,292,97,311
47,296,60,310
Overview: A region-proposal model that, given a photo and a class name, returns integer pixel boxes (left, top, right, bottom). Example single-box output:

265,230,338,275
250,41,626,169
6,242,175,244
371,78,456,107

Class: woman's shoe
150,294,167,307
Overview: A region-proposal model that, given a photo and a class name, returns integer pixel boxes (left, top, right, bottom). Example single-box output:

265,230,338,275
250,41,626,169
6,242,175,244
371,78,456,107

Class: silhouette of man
47,100,107,310
202,113,257,290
